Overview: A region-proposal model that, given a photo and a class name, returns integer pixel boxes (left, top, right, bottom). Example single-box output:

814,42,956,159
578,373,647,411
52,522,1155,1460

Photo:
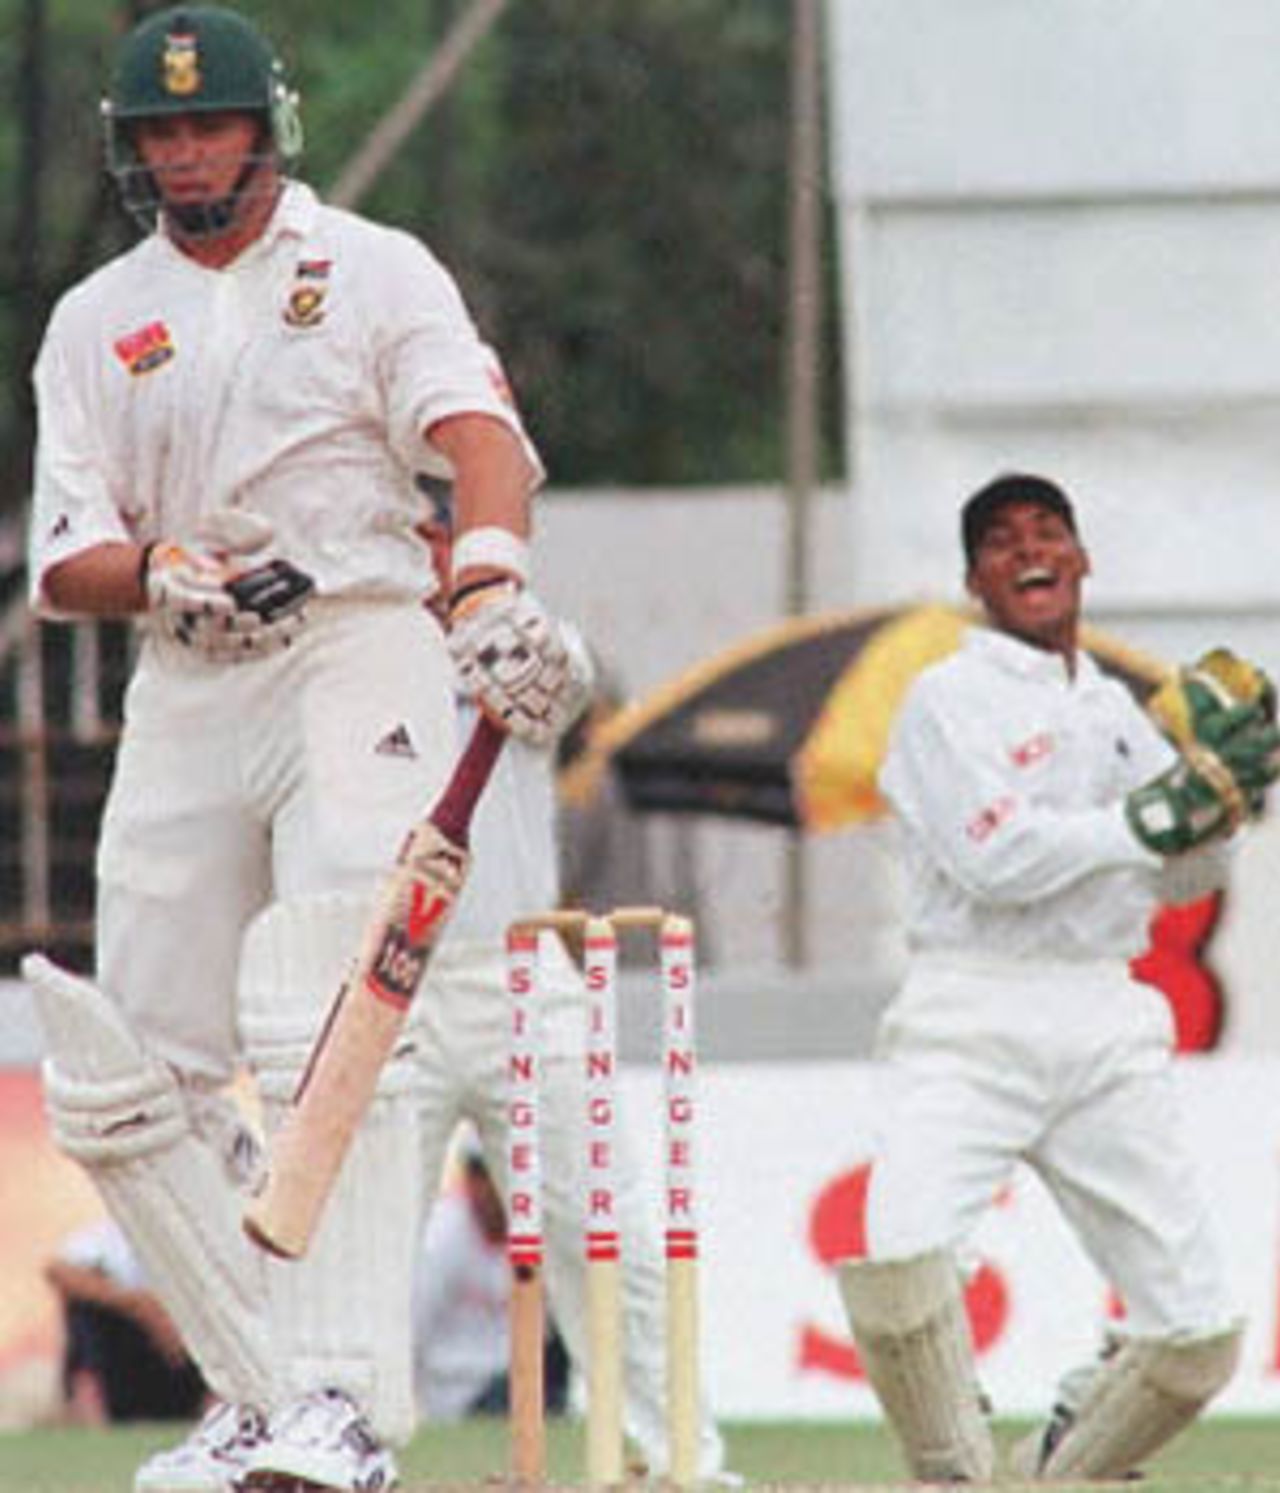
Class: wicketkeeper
837,473,1279,1482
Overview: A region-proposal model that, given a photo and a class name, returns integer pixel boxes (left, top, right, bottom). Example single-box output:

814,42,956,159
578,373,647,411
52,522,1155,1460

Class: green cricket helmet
103,5,302,234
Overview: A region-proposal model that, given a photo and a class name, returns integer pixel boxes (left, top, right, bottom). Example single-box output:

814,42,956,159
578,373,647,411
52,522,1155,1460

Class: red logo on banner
1130,893,1225,1052
795,1163,1010,1380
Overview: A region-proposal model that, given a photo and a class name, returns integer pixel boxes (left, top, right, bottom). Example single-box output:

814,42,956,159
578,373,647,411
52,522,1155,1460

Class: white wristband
451,526,530,582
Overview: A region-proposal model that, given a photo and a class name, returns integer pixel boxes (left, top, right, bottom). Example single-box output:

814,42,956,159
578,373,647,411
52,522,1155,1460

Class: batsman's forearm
42,540,150,616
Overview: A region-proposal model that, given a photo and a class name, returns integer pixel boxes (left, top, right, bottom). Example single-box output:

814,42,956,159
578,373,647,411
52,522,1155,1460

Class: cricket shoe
236,1387,397,1491
134,1401,269,1493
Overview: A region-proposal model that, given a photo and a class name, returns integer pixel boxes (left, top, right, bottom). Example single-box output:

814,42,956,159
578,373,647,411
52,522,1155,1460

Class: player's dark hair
961,473,1078,569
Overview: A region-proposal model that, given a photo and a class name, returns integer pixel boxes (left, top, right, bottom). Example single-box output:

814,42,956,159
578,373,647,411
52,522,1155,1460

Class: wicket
505,906,701,1487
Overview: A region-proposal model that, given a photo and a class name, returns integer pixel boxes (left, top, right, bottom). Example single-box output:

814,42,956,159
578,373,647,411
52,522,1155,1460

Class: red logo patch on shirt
965,795,1016,842
487,359,515,407
113,321,175,377
1009,731,1053,768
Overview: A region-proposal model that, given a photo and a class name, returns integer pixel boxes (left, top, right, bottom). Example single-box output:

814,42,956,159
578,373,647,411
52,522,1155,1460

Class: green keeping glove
1148,647,1278,749
1194,700,1280,819
1125,753,1244,857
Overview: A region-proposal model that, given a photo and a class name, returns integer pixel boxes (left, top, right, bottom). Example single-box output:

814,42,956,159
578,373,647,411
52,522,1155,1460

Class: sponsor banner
4,1058,1279,1418
618,1057,1280,1418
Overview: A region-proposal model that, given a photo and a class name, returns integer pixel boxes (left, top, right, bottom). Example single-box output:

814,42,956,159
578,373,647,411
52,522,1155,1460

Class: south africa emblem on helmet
161,29,201,96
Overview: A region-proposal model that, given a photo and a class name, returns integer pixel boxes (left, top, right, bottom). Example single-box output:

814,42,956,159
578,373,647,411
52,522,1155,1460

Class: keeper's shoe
134,1401,269,1493
236,1387,397,1491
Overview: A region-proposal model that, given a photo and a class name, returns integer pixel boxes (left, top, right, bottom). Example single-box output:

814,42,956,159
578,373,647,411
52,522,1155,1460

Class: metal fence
0,595,128,971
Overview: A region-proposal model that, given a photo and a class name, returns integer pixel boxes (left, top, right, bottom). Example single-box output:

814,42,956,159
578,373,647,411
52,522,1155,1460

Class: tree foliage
0,0,841,512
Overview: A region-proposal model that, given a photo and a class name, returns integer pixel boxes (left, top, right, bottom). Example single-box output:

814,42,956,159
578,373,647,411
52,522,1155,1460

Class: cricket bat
243,713,506,1259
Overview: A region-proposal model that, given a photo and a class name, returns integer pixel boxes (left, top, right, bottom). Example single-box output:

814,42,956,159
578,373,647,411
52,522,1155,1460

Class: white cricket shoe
237,1387,398,1491
134,1401,269,1493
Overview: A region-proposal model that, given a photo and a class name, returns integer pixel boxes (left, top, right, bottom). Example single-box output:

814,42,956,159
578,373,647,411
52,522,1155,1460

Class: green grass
1,1415,1279,1490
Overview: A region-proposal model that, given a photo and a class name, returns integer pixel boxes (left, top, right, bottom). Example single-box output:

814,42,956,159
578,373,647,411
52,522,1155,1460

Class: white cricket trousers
866,953,1236,1337
96,600,457,1082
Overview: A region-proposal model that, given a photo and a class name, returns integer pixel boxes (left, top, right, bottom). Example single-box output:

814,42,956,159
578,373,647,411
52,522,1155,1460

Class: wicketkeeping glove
1127,697,1280,856
1148,647,1277,748
144,509,314,663
448,581,594,747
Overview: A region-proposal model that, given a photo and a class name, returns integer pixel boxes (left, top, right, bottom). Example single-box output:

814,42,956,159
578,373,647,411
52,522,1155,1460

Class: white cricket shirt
881,627,1173,960
30,181,540,607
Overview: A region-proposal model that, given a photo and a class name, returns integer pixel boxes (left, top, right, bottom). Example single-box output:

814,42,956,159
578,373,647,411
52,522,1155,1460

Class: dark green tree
0,0,841,514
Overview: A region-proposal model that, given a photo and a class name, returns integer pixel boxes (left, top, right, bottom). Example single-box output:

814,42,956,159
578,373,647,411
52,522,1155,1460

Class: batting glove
448,581,594,747
144,510,314,663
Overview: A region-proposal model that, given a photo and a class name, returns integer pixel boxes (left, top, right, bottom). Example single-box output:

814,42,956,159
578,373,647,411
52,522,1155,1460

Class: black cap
961,473,1077,569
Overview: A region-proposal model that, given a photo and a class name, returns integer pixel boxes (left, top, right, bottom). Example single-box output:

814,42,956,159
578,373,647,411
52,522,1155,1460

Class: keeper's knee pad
1037,1323,1243,1479
837,1249,994,1482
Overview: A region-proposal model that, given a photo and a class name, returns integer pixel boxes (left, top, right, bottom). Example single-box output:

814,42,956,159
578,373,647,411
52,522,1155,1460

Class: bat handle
430,713,507,845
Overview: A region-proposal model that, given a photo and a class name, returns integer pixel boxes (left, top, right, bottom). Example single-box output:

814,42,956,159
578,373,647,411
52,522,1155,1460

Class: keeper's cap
961,473,1078,569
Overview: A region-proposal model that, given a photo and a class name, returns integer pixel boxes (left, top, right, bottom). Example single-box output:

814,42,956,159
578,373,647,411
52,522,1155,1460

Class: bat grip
430,713,507,845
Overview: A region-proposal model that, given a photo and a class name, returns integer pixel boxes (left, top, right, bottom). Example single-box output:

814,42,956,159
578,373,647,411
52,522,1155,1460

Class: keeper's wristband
451,526,529,583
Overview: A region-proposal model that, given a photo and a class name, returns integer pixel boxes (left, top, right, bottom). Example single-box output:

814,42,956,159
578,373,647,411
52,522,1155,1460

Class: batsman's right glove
144,509,314,663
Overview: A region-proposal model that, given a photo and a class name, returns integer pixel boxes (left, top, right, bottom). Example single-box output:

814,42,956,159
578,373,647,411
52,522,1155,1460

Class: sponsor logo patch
487,359,515,406
1009,731,1053,768
965,795,1016,843
374,723,417,759
113,321,175,377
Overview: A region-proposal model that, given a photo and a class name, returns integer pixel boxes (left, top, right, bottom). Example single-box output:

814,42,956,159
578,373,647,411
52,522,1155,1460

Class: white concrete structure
826,0,1280,631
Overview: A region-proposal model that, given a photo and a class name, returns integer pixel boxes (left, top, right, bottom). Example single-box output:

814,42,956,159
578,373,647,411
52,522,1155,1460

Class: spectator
46,1219,206,1424
412,1134,568,1423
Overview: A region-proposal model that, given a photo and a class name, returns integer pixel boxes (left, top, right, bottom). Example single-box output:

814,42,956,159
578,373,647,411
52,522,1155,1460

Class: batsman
838,474,1280,1482
24,6,588,1491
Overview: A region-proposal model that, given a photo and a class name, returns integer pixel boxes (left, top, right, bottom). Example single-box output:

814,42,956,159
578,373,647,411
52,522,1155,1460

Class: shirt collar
156,178,316,267
965,624,1103,689
266,179,318,244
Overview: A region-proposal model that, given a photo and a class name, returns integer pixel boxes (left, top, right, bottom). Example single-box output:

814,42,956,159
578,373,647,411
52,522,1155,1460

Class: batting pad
1038,1324,1242,1478
23,954,275,1408
837,1250,994,1481
240,895,428,1444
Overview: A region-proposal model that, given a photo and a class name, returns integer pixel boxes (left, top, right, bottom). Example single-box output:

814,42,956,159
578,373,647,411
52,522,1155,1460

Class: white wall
826,0,1280,616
